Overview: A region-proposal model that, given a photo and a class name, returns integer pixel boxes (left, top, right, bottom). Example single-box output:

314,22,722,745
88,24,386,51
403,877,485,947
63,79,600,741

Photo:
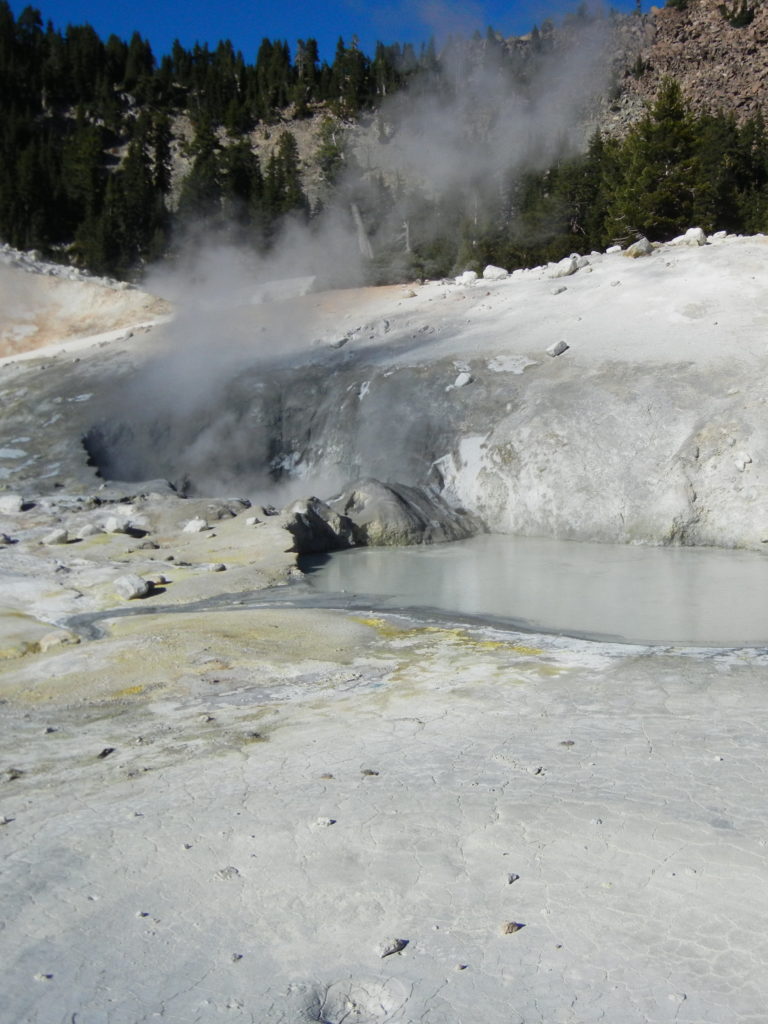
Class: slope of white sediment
2,234,768,1023
0,244,170,361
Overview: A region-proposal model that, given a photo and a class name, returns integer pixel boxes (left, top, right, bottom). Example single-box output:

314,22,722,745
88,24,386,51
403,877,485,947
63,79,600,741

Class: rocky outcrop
283,481,482,552
328,479,482,547
605,0,768,132
282,497,358,554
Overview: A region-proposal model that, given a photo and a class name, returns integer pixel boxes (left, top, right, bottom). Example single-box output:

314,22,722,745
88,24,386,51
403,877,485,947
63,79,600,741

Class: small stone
502,921,524,934
33,973,54,981
311,816,337,829
98,747,115,759
379,938,409,958
361,768,379,776
44,726,57,734
546,340,569,358
231,953,243,962
559,740,575,746
215,866,241,881
0,815,14,825
244,516,261,526
319,773,334,779
507,873,520,884
455,963,469,971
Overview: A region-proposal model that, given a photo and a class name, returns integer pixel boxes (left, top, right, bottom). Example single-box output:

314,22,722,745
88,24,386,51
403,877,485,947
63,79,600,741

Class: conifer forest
3,0,768,281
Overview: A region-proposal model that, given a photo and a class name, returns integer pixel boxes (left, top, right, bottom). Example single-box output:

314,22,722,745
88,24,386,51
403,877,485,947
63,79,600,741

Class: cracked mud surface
2,608,767,1023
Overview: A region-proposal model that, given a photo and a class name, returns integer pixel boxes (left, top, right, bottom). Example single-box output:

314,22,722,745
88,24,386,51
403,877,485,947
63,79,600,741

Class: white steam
91,15,618,499
366,19,613,197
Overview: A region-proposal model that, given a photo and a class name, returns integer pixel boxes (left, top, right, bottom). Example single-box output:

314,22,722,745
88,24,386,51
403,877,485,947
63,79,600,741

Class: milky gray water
300,534,768,646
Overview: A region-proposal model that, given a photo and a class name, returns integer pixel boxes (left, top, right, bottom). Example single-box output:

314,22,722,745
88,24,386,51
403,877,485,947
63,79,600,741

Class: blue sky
8,0,642,61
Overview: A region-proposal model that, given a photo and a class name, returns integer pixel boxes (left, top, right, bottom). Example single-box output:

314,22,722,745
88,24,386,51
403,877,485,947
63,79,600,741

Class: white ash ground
3,608,768,1024
2,234,768,1021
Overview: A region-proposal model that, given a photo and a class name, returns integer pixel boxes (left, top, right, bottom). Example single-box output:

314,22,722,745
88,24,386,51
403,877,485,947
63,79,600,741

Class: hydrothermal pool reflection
300,534,768,646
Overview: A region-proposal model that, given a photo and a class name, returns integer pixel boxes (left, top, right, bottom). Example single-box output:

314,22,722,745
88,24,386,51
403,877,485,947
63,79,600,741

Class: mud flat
3,596,768,1023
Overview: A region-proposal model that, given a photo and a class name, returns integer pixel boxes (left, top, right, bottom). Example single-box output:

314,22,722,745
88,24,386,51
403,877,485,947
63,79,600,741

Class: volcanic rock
328,479,482,546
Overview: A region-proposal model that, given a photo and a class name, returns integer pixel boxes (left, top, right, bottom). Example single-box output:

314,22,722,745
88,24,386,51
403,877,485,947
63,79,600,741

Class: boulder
624,237,654,258
282,497,358,554
0,494,24,514
483,265,509,281
103,515,130,534
550,257,578,278
76,523,104,539
670,227,707,247
114,574,153,600
454,270,478,285
449,371,473,390
42,528,68,545
328,479,482,547
182,517,209,533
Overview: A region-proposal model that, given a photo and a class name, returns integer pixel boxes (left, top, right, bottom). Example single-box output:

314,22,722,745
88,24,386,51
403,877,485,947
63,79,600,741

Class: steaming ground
2,236,768,1022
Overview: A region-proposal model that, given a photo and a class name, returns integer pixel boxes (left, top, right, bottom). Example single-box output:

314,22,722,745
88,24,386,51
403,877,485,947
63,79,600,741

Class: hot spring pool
300,533,768,646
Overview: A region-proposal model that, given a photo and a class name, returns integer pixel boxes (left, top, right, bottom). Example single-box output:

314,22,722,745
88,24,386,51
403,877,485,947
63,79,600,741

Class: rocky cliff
602,0,768,133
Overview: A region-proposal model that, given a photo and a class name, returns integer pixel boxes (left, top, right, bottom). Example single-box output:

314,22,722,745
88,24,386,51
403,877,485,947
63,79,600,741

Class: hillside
3,0,768,281
614,0,768,126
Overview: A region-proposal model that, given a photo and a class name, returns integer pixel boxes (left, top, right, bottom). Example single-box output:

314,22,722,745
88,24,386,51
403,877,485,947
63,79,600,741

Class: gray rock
114,574,152,600
546,340,570,357
483,264,509,280
454,270,478,285
103,515,130,534
328,479,482,547
43,528,69,545
282,497,358,554
671,227,707,247
0,494,24,514
76,523,104,539
182,517,209,533
550,256,578,278
624,237,654,258
378,938,409,958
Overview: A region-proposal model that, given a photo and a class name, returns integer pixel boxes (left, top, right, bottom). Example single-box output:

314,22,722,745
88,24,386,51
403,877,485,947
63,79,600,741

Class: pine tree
603,79,709,241
177,117,223,222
